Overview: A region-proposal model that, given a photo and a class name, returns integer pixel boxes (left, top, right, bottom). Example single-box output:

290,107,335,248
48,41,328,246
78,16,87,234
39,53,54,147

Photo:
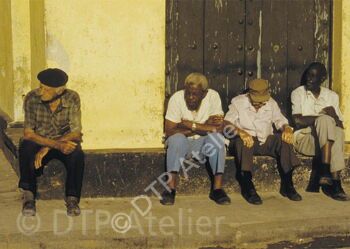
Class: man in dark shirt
19,68,85,216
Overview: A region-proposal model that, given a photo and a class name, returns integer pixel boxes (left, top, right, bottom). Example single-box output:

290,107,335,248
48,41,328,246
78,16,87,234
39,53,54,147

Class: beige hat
248,79,270,102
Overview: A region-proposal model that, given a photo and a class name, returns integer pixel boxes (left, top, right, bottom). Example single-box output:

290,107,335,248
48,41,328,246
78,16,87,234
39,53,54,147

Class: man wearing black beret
19,68,85,216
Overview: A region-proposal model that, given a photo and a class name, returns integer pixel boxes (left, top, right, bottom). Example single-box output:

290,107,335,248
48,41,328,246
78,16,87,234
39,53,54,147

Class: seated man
291,62,348,201
19,68,85,216
161,72,230,205
224,79,301,205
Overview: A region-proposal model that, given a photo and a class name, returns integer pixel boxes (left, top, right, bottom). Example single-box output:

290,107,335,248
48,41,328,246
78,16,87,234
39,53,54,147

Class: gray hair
184,72,209,90
55,86,66,95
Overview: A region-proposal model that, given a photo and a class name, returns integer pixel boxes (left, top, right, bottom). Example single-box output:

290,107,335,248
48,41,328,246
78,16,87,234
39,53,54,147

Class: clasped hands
34,140,77,169
320,106,343,128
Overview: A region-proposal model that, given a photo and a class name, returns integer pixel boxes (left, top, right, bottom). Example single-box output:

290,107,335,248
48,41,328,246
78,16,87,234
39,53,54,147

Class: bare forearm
23,132,58,149
165,128,195,138
293,115,317,129
194,123,222,135
58,132,82,143
178,121,221,135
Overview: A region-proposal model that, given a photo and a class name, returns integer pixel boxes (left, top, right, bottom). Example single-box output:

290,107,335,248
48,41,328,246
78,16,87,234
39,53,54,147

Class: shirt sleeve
165,94,181,123
271,99,289,130
23,95,36,130
291,89,302,115
209,91,224,116
69,93,82,133
332,93,343,121
224,100,239,125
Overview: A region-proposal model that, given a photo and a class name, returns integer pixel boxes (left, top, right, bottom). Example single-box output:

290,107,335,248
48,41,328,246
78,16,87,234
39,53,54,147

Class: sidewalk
0,150,350,249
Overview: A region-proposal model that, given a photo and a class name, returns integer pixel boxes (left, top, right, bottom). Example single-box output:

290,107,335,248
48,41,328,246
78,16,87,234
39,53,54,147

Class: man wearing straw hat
224,79,301,205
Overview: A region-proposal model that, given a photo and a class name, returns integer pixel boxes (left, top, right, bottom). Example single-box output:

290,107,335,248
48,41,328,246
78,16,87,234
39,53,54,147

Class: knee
19,140,39,155
315,115,335,127
207,132,225,148
274,134,291,148
167,133,188,147
229,137,248,155
71,148,85,159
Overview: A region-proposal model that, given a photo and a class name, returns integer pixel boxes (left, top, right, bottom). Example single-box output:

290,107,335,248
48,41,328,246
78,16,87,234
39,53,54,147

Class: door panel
204,0,245,112
261,0,288,115
166,0,332,116
177,0,204,91
245,0,262,84
226,0,246,106
314,0,331,87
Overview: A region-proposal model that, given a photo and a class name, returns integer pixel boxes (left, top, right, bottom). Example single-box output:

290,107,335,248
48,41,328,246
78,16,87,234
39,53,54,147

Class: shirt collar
305,86,326,100
34,88,69,107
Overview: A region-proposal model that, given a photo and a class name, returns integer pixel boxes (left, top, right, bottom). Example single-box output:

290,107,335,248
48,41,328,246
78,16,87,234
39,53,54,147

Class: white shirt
165,89,224,139
291,86,343,121
224,94,289,144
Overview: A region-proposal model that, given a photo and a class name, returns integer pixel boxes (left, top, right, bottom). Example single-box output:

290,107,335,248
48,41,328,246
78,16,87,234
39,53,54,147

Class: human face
184,84,206,111
305,67,322,91
38,84,59,101
248,94,266,110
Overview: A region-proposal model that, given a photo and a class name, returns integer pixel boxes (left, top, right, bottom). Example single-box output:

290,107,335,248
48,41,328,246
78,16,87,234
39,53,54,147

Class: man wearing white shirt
224,79,301,205
291,62,348,201
161,72,230,205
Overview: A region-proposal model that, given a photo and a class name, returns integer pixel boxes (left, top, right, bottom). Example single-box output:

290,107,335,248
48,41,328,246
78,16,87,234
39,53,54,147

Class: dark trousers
18,140,85,199
230,134,300,174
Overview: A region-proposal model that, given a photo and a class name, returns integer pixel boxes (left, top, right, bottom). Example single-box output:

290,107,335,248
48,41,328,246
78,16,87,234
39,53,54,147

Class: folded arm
292,114,317,130
165,115,224,138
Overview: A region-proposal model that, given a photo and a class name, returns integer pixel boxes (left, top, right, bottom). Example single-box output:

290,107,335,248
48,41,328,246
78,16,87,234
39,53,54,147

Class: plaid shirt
24,89,82,139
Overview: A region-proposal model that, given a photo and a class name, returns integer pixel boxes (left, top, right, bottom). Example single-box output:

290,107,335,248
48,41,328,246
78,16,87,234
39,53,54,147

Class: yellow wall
44,0,165,149
11,0,32,121
333,0,350,142
0,0,14,118
3,0,349,149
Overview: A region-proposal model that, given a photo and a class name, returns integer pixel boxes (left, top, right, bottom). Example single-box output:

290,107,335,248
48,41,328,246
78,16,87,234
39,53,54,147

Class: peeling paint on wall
46,33,70,72
44,0,165,149
257,10,262,79
214,0,223,13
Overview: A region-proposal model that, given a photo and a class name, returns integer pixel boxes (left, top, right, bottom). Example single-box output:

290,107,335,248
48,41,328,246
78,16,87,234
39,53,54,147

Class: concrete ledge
1,126,349,200
1,191,350,248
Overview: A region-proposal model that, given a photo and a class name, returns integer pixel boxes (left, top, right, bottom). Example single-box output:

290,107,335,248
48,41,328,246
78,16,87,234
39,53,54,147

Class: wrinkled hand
56,141,77,155
282,126,294,144
237,129,254,148
206,115,224,126
179,119,193,130
34,147,50,169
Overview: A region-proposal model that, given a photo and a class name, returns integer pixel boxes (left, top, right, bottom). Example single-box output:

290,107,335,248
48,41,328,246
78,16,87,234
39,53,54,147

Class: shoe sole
67,212,81,216
160,201,174,206
280,191,302,201
242,196,262,205
209,196,231,205
22,210,36,217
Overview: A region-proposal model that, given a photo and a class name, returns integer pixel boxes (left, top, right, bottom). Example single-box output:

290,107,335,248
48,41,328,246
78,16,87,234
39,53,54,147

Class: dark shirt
24,89,82,139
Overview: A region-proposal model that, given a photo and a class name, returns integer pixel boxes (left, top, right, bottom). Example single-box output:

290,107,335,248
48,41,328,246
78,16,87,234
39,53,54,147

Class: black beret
37,68,68,87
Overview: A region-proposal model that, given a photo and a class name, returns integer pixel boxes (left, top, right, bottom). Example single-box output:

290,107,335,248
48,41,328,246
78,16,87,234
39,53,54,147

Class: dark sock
320,163,331,177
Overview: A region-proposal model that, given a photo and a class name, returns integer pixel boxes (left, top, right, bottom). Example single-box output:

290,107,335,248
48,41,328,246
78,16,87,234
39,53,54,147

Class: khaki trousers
293,115,345,173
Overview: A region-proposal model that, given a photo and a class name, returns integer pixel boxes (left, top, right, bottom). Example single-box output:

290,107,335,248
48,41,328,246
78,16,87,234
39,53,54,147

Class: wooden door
166,0,332,116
